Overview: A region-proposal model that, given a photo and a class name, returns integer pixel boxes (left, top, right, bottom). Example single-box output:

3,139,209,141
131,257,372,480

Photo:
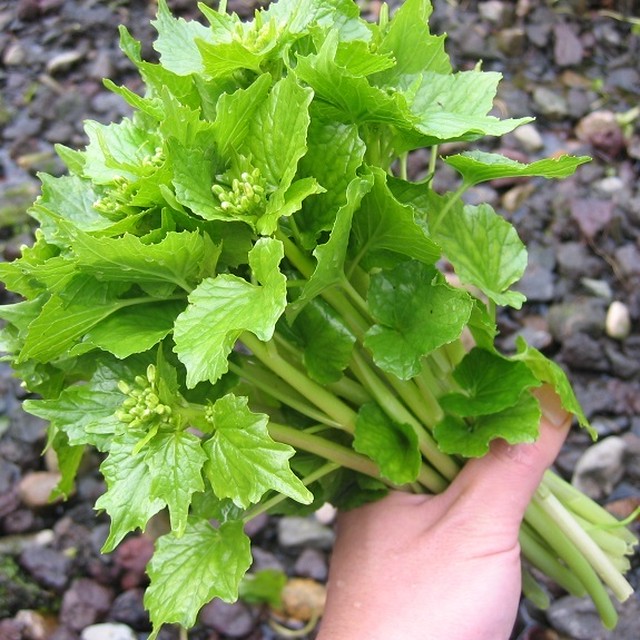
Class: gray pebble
572,436,627,500
277,516,335,550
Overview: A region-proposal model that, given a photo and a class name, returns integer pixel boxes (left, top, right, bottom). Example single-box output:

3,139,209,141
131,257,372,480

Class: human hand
317,386,572,640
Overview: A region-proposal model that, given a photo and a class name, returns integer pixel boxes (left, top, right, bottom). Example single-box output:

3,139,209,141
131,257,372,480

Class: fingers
444,385,572,531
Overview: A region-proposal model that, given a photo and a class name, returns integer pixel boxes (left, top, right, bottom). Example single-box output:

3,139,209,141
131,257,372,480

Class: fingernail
533,384,571,428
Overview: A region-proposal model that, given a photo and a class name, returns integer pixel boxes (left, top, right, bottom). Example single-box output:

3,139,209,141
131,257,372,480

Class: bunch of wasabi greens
0,0,637,636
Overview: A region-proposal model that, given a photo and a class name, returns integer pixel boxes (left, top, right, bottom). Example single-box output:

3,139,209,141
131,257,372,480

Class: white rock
605,300,631,340
513,123,544,152
572,437,627,500
80,623,137,640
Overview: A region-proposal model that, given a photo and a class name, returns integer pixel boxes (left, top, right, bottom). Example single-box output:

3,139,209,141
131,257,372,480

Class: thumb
446,385,572,531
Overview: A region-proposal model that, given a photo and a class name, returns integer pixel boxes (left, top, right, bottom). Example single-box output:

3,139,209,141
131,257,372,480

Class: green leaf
24,382,121,452
69,229,218,292
30,175,111,245
444,150,591,187
364,261,473,379
49,432,84,500
169,135,223,222
95,433,166,552
295,32,411,127
145,519,252,638
354,403,420,484
246,75,314,190
145,430,207,536
291,175,373,317
434,392,542,457
198,39,264,78
350,168,440,269
19,278,132,363
440,347,541,416
296,111,367,243
239,569,287,607
72,300,184,359
292,298,356,384
512,338,595,438
258,176,325,236
429,200,527,309
213,74,272,156
408,70,532,144
82,118,162,184
372,0,450,86
202,394,312,508
173,238,287,387
151,0,214,75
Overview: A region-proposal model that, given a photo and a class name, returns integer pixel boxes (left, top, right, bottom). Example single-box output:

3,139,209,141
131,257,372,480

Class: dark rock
615,244,640,278
547,298,607,342
560,332,610,373
555,242,603,280
547,593,640,639
293,548,328,582
199,600,257,638
114,535,154,590
570,198,615,240
19,544,72,591
517,244,555,302
553,23,584,67
575,111,626,159
108,588,150,629
250,547,284,574
59,578,114,631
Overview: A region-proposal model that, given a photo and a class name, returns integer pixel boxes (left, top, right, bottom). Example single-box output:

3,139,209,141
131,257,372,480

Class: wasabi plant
0,0,636,636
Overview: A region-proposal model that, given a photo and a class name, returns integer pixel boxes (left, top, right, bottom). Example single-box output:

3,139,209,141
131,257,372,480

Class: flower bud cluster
142,146,165,169
211,167,266,218
116,364,173,430
93,176,131,219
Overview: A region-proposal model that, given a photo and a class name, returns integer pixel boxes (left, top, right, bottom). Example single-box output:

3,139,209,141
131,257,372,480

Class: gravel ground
1,0,640,639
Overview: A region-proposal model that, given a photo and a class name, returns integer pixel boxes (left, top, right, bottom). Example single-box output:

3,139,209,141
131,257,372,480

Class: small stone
46,50,84,75
572,437,627,500
275,578,326,623
80,623,137,640
108,589,149,629
580,278,612,300
553,22,584,66
575,111,625,158
570,198,614,240
479,0,514,26
3,41,27,66
512,123,544,153
278,516,335,550
114,535,154,589
547,298,607,342
496,27,526,56
199,600,256,638
547,593,640,640
615,244,640,278
17,471,63,508
605,301,632,341
19,545,72,591
532,87,568,119
59,578,114,631
593,176,625,198
294,548,328,582
314,503,337,526
14,610,57,640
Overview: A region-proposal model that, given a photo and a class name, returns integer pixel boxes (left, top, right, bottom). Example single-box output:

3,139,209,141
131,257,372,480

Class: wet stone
572,436,627,501
277,516,335,550
59,578,114,631
80,622,137,640
108,588,149,629
293,548,328,582
560,331,609,373
199,600,257,638
19,544,72,591
532,87,568,119
17,471,63,509
553,22,584,67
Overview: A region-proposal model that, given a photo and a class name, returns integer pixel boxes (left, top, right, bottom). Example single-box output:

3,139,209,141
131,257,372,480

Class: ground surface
0,0,639,639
